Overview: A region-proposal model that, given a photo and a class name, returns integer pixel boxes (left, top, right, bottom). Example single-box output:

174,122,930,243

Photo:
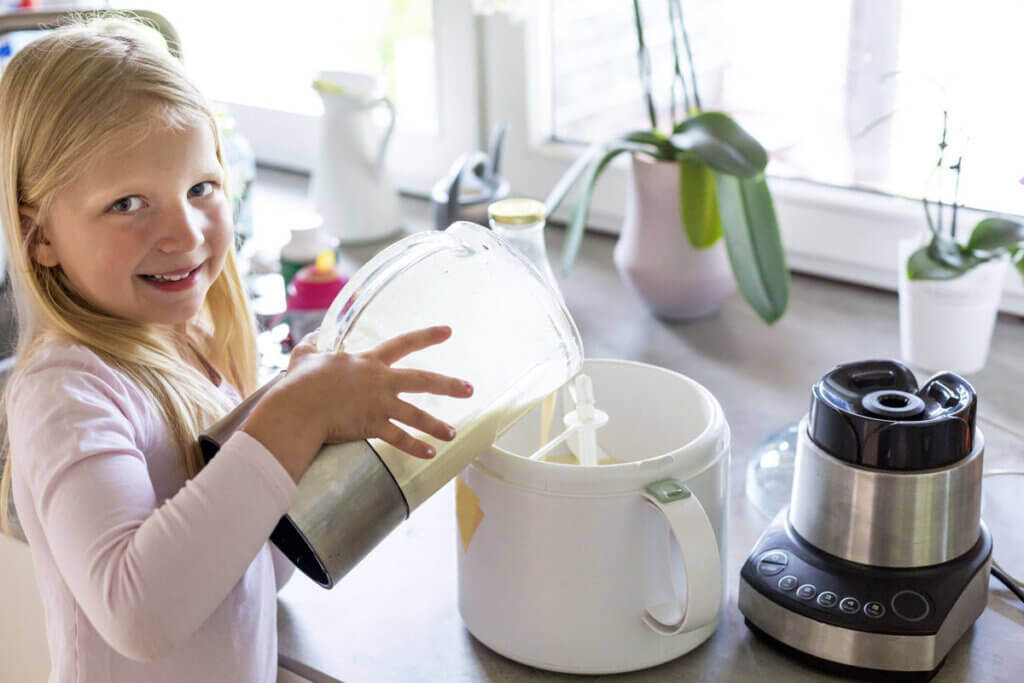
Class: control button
778,575,799,591
864,601,886,619
816,591,838,608
796,584,817,600
839,597,860,614
756,550,789,576
891,590,930,622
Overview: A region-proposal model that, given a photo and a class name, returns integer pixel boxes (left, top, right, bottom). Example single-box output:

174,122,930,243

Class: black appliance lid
807,359,976,470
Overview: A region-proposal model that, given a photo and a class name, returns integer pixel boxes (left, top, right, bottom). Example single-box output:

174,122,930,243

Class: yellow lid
314,250,336,273
312,79,346,96
488,198,546,225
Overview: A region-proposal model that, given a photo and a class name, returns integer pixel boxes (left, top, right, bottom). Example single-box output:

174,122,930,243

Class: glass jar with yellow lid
488,198,563,302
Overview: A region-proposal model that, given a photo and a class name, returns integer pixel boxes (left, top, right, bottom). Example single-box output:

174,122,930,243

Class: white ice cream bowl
456,359,729,674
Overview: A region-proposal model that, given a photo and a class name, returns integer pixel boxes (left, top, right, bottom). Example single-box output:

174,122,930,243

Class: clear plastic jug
201,221,583,587
318,220,584,510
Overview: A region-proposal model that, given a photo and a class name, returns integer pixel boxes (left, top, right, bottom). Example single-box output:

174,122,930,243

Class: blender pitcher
200,222,583,588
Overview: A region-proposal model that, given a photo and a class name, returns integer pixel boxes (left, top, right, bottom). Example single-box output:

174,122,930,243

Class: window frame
478,2,1024,315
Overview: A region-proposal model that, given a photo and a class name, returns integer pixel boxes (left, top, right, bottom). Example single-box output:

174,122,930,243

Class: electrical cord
975,416,1024,598
981,468,1024,604
992,565,1024,603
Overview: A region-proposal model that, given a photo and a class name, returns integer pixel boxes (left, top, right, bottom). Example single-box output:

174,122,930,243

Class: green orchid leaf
678,157,722,248
545,144,603,219
906,234,987,280
929,234,984,270
559,141,661,275
545,139,659,219
712,173,789,323
1014,248,1024,280
670,112,768,178
623,130,675,160
906,244,970,280
928,234,966,268
965,217,1024,253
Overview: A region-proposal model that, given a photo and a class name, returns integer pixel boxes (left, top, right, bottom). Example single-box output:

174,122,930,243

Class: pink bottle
286,251,348,341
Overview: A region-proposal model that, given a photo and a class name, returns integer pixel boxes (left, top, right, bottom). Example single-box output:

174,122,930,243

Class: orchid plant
906,111,1024,281
545,0,789,324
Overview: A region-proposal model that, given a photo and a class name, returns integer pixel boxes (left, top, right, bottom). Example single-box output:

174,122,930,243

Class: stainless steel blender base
738,511,992,680
739,566,989,678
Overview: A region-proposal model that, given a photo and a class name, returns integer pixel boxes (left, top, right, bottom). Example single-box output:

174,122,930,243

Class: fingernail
447,425,456,439
463,382,473,396
425,446,436,458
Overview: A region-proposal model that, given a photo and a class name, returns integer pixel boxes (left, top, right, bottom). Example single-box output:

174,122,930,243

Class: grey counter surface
253,169,1024,683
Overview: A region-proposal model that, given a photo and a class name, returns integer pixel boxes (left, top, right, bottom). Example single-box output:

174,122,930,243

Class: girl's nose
157,203,206,253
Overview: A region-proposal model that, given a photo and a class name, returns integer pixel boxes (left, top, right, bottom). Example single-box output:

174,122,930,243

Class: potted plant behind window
899,112,1024,373
546,0,789,324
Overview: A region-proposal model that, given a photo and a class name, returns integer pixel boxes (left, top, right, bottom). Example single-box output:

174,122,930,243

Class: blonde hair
0,16,259,535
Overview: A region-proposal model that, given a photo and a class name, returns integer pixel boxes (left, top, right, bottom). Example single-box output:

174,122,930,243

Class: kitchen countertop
253,169,1024,683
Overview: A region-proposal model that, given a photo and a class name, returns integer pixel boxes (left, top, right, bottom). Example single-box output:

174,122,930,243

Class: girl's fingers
298,329,321,346
390,399,456,442
375,421,437,460
371,325,452,366
392,368,473,398
289,329,321,361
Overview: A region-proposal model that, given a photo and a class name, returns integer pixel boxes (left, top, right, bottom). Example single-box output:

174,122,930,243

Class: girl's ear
20,206,59,267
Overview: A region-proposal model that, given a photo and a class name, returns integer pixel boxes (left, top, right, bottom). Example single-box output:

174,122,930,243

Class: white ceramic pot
614,154,735,320
898,238,1008,374
456,359,729,674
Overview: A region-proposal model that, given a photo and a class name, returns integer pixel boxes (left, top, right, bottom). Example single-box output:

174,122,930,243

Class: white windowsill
253,162,1024,321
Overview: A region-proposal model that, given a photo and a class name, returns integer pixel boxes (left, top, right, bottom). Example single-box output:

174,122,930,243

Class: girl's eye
188,181,215,198
109,196,144,214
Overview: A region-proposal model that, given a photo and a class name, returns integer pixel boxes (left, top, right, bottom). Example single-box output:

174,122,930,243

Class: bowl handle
640,478,722,636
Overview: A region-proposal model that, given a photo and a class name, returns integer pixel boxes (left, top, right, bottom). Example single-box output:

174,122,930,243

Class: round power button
891,590,930,622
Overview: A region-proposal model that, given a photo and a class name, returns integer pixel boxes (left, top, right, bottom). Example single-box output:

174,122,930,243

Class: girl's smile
29,119,232,327
139,262,205,289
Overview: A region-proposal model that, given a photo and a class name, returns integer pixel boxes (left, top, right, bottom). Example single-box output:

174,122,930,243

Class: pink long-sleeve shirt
7,341,299,683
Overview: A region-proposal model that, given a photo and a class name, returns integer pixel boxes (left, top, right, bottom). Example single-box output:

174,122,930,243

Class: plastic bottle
280,214,338,288
284,250,348,342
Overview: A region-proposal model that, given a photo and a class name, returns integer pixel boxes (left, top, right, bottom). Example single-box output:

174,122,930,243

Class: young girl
0,17,472,682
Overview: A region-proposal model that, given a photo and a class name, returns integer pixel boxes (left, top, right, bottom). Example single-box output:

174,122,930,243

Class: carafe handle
367,96,396,173
640,478,722,636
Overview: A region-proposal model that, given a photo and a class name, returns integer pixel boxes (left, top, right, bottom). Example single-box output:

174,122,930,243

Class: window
483,0,1024,312
112,1,438,133
551,0,1024,218
109,0,478,193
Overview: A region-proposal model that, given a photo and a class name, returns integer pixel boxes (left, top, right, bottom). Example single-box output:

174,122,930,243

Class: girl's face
32,119,232,328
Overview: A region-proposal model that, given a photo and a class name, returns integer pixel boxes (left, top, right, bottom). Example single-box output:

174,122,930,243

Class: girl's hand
242,326,473,482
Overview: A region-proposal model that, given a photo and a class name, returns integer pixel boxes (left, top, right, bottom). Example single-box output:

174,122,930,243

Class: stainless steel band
788,418,983,568
199,375,412,589
286,439,409,588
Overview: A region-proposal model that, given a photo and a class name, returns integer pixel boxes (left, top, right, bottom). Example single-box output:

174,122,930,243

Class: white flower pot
613,155,735,320
897,238,1008,375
